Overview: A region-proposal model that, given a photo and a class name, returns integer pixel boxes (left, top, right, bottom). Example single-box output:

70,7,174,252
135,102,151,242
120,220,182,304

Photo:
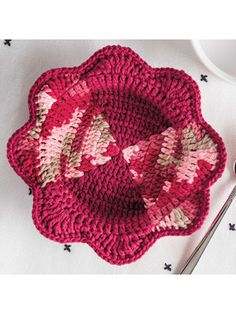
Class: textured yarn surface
7,45,227,265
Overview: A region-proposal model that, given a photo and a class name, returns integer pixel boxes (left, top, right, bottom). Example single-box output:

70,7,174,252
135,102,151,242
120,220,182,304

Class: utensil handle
179,185,236,274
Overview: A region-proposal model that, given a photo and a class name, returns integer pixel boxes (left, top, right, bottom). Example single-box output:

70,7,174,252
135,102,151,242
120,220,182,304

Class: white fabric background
0,40,236,274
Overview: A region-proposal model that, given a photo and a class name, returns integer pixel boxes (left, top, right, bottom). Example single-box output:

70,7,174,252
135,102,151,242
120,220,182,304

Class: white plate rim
191,40,236,85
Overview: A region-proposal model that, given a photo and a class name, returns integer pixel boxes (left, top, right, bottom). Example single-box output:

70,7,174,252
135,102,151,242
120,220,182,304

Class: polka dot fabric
7,45,227,265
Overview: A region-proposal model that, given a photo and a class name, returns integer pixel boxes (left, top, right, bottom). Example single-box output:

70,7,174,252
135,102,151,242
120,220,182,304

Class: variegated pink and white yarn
7,45,226,265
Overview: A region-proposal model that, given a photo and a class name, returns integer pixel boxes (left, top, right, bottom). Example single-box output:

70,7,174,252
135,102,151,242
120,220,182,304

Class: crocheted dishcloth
7,45,227,265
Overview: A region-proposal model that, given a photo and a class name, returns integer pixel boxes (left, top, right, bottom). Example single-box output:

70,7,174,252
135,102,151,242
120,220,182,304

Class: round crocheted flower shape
7,45,226,265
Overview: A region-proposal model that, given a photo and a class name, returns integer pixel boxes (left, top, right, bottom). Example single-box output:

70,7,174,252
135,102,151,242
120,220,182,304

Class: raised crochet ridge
7,45,227,265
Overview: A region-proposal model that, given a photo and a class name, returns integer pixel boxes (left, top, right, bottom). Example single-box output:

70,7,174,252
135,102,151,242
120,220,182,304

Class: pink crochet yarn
7,45,226,265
